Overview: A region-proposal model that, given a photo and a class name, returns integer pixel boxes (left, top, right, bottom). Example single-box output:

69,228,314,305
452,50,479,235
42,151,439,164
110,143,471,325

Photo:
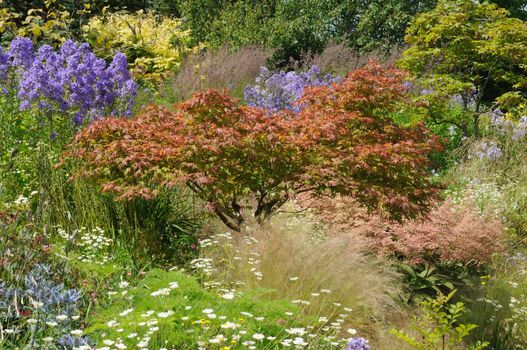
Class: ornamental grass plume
304,42,403,76
198,212,405,346
163,45,272,102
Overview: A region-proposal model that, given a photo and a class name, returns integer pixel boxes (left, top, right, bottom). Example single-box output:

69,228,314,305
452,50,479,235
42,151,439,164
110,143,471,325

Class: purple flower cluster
490,109,527,141
470,141,503,161
0,47,12,94
1,37,137,126
244,65,341,113
347,337,371,350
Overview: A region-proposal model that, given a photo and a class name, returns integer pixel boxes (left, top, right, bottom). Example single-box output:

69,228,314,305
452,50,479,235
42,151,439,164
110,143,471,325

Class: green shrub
83,11,194,84
463,254,527,349
399,0,527,138
391,290,489,350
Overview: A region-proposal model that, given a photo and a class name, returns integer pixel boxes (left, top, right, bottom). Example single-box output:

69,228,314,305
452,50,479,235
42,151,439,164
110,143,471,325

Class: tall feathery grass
160,45,272,103
197,211,408,347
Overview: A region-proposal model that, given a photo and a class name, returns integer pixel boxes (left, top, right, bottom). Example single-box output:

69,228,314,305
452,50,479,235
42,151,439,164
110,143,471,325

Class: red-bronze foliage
303,195,505,266
66,62,443,231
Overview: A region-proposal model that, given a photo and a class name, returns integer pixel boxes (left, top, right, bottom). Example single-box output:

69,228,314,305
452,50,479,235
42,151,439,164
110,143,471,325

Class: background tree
399,0,527,137
167,0,525,67
492,0,527,20
0,0,150,44
1,0,150,15
264,0,342,65
175,0,233,46
339,0,436,51
204,0,275,51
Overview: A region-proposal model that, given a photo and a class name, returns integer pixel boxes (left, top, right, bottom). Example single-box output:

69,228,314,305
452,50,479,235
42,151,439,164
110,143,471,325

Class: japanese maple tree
67,62,442,232
399,0,527,137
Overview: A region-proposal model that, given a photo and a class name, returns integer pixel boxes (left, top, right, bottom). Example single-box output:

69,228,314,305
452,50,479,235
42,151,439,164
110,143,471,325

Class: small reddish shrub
377,200,505,265
305,195,505,265
66,62,442,231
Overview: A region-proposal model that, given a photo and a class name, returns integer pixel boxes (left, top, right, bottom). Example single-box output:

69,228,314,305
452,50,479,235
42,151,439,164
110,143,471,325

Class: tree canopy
4,0,526,68
67,62,442,231
399,0,527,137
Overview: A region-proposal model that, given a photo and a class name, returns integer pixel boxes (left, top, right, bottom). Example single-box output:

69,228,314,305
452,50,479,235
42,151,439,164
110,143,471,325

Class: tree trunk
473,113,480,138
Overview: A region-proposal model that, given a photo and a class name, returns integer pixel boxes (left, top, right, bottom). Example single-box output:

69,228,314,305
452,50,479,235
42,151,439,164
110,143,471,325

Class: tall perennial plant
244,65,341,112
0,37,136,130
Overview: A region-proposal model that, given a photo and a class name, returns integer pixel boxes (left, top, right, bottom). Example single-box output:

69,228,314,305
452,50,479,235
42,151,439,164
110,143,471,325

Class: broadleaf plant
399,0,527,137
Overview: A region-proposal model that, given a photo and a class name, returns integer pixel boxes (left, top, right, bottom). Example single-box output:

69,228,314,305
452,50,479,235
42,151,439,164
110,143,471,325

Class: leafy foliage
171,0,527,66
83,11,194,83
399,0,527,137
0,0,79,46
0,0,151,45
174,0,229,46
5,0,526,68
262,0,343,65
0,0,148,24
391,290,489,349
339,0,436,51
174,0,435,64
67,62,442,231
371,200,505,266
398,263,455,298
